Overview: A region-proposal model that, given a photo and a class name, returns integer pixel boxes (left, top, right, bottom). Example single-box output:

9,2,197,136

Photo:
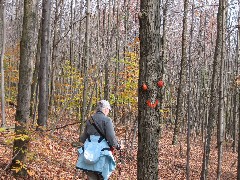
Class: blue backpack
83,136,105,164
76,135,116,180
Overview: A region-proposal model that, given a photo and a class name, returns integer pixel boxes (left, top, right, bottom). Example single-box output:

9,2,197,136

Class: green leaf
0,127,6,132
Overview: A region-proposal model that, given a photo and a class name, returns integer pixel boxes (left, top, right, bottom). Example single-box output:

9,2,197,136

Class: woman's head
96,100,111,115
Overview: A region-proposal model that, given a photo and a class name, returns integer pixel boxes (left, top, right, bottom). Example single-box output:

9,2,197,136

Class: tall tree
49,0,63,112
201,0,224,178
11,0,37,177
186,2,194,179
0,0,6,127
103,2,110,101
37,0,52,129
30,21,41,120
80,0,90,133
233,27,239,152
172,0,189,145
237,15,240,180
113,0,120,121
137,0,162,179
217,1,226,178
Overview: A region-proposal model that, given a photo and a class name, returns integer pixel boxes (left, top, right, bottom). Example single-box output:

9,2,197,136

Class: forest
0,0,240,179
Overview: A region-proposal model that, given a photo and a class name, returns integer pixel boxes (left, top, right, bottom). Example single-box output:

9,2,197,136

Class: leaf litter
0,107,237,179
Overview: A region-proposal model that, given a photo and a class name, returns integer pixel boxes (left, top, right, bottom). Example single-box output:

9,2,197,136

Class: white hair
96,100,111,111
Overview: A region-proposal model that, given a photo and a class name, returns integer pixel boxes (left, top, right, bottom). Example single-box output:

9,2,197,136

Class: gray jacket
80,111,119,148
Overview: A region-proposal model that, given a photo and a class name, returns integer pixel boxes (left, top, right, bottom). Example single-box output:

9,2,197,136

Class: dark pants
86,172,103,180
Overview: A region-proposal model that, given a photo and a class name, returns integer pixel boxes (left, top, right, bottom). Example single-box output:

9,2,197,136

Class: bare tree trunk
172,0,189,145
11,0,37,177
0,0,6,127
69,0,74,93
104,60,110,100
201,0,224,178
15,0,24,42
30,21,41,120
160,0,168,136
104,0,111,101
217,1,226,179
161,0,168,74
37,0,52,129
238,87,240,180
217,46,224,180
80,0,90,133
234,8,240,154
137,0,161,179
237,15,240,180
49,0,63,113
233,86,238,152
186,2,195,179
113,0,120,121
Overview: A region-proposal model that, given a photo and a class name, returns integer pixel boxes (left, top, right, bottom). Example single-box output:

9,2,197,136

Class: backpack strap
89,116,106,140
89,116,112,148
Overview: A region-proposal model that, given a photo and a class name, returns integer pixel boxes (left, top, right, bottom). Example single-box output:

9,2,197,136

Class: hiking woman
76,100,120,180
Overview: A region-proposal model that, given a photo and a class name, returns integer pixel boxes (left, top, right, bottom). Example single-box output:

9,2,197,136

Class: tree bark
172,0,189,145
37,0,52,128
0,0,6,127
137,0,162,179
11,0,37,177
113,0,120,122
30,21,41,120
49,0,63,112
237,15,240,180
201,0,224,178
217,1,226,178
186,2,195,179
104,1,110,101
80,0,90,133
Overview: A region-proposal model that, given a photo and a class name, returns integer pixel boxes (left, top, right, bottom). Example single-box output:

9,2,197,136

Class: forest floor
0,107,237,180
